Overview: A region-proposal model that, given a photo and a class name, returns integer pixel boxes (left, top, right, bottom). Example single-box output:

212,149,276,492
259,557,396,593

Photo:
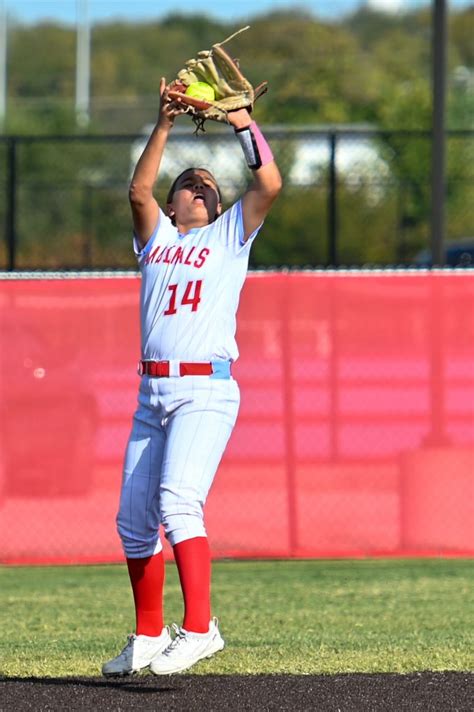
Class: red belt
138,360,214,377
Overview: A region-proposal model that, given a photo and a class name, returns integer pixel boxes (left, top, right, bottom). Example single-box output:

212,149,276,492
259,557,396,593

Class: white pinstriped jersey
134,199,261,362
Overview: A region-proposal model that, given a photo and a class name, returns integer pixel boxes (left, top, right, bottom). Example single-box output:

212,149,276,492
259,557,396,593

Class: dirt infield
0,672,472,711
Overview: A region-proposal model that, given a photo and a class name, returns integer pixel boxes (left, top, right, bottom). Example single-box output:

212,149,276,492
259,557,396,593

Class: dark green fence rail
1,128,473,270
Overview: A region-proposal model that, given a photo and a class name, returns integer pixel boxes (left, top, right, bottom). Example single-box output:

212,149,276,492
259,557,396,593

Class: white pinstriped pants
116,375,240,558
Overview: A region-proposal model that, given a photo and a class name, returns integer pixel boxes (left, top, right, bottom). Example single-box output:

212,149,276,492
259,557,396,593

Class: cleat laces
116,634,135,659
163,624,190,655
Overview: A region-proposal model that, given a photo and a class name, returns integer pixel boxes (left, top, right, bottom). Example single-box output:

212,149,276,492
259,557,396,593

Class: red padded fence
0,271,473,564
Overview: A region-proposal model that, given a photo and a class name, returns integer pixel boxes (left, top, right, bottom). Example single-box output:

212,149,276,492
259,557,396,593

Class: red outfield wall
0,271,473,563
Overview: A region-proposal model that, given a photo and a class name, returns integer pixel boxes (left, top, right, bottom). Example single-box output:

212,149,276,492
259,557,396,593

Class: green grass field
0,559,472,677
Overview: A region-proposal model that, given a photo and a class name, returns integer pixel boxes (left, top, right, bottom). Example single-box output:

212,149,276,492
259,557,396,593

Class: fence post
328,132,338,267
81,182,94,268
6,136,17,270
281,272,298,556
431,0,446,267
425,274,448,446
329,276,340,461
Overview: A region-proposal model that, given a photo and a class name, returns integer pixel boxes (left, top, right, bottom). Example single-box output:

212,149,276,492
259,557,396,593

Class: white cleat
150,617,225,675
102,626,172,677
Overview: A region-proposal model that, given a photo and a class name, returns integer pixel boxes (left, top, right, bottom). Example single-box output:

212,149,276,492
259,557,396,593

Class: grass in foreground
0,559,473,677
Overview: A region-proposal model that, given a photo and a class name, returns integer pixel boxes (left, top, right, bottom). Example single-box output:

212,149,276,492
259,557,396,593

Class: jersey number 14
163,280,202,316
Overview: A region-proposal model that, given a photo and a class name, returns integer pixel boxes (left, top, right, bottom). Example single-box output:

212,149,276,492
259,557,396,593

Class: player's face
168,169,222,227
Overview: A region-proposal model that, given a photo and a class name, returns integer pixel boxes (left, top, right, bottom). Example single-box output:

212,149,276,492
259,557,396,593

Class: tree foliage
2,7,473,269
4,7,473,133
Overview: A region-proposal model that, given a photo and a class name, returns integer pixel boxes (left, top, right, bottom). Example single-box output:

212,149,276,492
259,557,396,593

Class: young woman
102,78,282,677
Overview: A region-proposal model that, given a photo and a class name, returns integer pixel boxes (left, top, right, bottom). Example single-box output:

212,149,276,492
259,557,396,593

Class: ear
215,202,223,219
166,204,176,226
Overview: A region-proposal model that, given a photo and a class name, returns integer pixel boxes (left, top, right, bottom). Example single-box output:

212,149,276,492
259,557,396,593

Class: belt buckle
137,360,144,376
168,360,180,377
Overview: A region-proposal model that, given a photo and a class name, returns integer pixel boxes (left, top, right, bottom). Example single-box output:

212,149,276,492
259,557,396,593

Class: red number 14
163,280,202,316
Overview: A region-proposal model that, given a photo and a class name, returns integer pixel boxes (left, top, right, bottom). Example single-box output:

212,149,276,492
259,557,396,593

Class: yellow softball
185,82,215,102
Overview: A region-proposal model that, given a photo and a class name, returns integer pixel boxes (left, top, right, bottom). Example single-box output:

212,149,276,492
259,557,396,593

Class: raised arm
227,109,282,242
129,78,186,249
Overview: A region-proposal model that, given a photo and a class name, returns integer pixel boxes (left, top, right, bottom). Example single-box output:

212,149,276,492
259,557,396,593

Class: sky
3,0,473,25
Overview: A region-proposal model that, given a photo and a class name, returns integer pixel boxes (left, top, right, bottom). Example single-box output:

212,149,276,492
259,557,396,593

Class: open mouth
193,193,206,205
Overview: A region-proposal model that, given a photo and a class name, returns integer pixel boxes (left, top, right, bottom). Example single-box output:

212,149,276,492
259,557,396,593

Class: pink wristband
250,121,274,166
234,121,274,170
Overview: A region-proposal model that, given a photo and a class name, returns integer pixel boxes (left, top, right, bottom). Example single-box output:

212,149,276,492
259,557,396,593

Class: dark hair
166,167,222,204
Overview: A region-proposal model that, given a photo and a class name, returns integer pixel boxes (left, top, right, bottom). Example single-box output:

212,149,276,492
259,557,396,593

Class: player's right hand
158,77,188,128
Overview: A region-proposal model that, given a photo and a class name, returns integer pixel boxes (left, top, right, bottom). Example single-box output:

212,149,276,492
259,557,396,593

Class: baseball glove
168,26,268,133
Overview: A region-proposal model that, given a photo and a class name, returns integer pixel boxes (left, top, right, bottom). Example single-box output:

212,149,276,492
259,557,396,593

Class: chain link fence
0,127,473,271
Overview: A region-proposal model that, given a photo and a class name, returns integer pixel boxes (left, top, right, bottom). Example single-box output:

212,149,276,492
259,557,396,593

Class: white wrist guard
234,121,274,170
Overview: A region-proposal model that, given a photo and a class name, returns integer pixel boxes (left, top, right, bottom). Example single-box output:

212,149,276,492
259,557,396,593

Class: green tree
2,9,473,268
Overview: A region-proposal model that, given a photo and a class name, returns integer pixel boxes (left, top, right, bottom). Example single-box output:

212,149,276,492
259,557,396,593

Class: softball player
102,78,282,676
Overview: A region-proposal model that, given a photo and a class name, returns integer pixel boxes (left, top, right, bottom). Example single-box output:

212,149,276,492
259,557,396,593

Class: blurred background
0,0,472,269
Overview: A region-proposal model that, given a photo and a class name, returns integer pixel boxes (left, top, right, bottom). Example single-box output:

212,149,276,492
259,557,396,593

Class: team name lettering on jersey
137,201,261,362
145,244,211,269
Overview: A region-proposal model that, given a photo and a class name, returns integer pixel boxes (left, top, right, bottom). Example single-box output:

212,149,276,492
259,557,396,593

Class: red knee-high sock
126,552,165,637
173,536,211,633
